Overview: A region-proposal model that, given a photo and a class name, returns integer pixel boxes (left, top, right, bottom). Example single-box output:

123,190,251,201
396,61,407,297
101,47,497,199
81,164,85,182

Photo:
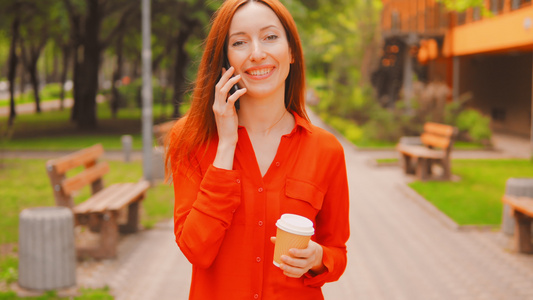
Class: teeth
249,68,272,76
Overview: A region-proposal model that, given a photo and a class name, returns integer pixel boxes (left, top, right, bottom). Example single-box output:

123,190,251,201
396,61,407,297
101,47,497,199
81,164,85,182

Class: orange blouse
171,113,350,300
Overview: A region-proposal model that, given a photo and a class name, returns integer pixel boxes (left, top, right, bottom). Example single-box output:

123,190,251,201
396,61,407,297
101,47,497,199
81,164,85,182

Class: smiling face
226,1,293,101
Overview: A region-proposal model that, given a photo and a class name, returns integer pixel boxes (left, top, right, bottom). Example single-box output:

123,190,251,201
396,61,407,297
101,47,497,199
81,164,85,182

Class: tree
294,0,383,118
0,0,24,126
152,0,218,118
48,1,72,110
63,0,139,130
18,0,53,114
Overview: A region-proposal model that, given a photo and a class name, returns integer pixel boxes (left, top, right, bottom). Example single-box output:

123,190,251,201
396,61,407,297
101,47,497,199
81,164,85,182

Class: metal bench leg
514,211,533,254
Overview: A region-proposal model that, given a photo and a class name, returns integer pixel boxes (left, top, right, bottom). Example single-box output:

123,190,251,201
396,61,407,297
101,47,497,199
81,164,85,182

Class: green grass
0,158,174,296
2,134,144,151
0,102,175,151
0,83,73,108
376,158,399,164
0,288,113,299
409,159,533,226
0,158,174,245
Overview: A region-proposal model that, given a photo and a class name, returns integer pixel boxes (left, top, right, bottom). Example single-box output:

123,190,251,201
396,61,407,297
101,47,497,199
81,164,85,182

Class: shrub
455,109,492,143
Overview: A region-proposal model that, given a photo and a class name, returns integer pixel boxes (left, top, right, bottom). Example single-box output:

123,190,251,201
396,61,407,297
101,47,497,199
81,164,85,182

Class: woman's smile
245,65,276,79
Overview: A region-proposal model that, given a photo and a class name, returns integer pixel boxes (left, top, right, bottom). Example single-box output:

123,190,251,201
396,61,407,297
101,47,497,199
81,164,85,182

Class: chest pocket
284,178,325,220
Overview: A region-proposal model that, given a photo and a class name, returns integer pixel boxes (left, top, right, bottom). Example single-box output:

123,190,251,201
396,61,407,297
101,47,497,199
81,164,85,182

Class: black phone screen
224,55,240,109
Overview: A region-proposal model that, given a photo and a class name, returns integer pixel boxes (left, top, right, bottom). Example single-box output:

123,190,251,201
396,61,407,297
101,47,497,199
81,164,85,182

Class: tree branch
100,2,138,49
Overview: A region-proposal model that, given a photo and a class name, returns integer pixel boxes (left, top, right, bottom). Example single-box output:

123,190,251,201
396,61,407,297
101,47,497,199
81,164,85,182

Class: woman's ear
290,50,295,64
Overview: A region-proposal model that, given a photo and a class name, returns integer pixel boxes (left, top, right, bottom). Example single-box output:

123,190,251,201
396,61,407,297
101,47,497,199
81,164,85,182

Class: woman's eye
231,41,244,47
266,35,278,41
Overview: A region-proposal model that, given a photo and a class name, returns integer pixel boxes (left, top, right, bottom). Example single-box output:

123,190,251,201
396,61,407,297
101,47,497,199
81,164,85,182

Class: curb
396,183,502,232
396,182,460,231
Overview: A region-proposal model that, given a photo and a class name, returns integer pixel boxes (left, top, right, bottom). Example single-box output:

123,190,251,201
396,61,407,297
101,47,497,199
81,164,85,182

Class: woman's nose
249,40,267,61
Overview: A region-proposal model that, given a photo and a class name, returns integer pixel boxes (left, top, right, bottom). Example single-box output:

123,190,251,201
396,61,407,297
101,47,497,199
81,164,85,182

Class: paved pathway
72,111,533,299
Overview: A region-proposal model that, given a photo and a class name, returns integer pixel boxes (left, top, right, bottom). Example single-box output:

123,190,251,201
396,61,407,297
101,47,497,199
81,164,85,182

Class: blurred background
0,0,531,149
1,0,533,298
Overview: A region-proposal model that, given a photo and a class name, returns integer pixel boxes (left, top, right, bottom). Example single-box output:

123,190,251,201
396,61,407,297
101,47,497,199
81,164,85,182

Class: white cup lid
276,214,314,236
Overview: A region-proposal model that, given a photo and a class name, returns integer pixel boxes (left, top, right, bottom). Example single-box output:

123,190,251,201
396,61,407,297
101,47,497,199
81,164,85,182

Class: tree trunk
59,44,71,110
28,61,41,113
7,16,20,126
111,34,123,118
76,0,100,130
172,29,191,118
71,46,81,121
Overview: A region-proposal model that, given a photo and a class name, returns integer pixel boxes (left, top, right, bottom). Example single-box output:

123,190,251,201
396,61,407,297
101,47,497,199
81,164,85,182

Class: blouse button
256,257,261,263
275,162,280,167
258,187,264,193
258,221,263,226
254,294,259,299
236,179,241,184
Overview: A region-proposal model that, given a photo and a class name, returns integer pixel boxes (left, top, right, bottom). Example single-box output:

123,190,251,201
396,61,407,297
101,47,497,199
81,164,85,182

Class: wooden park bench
502,195,533,254
396,122,458,181
46,144,150,259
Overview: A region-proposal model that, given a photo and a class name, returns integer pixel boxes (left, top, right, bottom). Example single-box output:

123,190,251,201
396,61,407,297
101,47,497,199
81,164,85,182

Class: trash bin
502,178,533,236
18,207,76,290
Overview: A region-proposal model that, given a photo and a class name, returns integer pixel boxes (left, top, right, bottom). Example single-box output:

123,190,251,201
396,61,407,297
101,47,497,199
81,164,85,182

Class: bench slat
396,145,445,159
48,144,104,174
73,181,150,214
107,181,150,211
74,184,126,214
421,133,451,149
90,184,139,212
61,162,109,196
502,195,533,219
424,122,456,137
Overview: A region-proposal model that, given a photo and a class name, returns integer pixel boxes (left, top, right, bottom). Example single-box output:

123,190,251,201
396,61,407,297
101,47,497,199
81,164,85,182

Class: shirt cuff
303,245,335,287
192,164,242,227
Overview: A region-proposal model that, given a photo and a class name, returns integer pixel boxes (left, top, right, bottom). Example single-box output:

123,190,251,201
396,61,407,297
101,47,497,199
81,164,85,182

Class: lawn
0,158,174,245
0,83,73,108
409,159,533,226
0,102,176,151
0,158,174,297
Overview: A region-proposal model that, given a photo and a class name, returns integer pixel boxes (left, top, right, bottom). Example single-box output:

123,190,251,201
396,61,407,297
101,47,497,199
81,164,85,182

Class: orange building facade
378,0,533,145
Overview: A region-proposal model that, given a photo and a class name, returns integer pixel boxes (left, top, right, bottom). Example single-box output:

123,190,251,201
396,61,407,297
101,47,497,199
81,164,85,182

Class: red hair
165,0,308,178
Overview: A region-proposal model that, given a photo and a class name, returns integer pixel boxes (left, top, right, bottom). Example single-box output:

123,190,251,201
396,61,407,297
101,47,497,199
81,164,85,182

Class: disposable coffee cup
273,214,314,267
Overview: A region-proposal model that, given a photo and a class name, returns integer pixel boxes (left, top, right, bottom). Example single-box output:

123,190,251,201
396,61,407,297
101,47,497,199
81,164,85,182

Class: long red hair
165,0,308,177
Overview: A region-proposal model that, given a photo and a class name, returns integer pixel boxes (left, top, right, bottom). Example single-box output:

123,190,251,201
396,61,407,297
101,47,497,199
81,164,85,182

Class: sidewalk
70,110,533,300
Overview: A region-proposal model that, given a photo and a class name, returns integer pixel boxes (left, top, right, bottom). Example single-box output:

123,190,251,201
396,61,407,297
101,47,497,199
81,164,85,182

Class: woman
165,0,349,299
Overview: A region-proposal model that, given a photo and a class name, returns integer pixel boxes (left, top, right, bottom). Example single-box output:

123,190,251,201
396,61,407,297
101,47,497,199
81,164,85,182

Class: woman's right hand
212,66,246,170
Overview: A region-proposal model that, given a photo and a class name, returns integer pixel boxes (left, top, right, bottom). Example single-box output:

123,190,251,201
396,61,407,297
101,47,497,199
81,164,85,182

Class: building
376,0,533,147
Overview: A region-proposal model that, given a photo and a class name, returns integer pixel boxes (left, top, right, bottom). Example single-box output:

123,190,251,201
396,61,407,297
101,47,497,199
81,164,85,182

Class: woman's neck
238,96,292,137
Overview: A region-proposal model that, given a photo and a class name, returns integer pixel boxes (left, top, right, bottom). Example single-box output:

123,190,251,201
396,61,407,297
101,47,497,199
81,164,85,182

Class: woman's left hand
270,237,326,278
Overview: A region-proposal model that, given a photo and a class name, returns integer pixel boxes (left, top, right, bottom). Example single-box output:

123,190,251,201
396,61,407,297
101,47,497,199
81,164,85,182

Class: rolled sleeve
193,164,242,227
174,164,242,268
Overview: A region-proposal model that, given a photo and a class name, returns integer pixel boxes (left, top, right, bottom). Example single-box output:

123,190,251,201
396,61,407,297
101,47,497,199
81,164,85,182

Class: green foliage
455,109,492,143
114,78,169,110
409,159,533,225
438,0,485,12
320,113,363,144
0,256,18,284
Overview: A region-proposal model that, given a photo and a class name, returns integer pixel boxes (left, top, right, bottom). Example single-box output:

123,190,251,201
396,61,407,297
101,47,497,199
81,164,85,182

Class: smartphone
224,56,240,109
